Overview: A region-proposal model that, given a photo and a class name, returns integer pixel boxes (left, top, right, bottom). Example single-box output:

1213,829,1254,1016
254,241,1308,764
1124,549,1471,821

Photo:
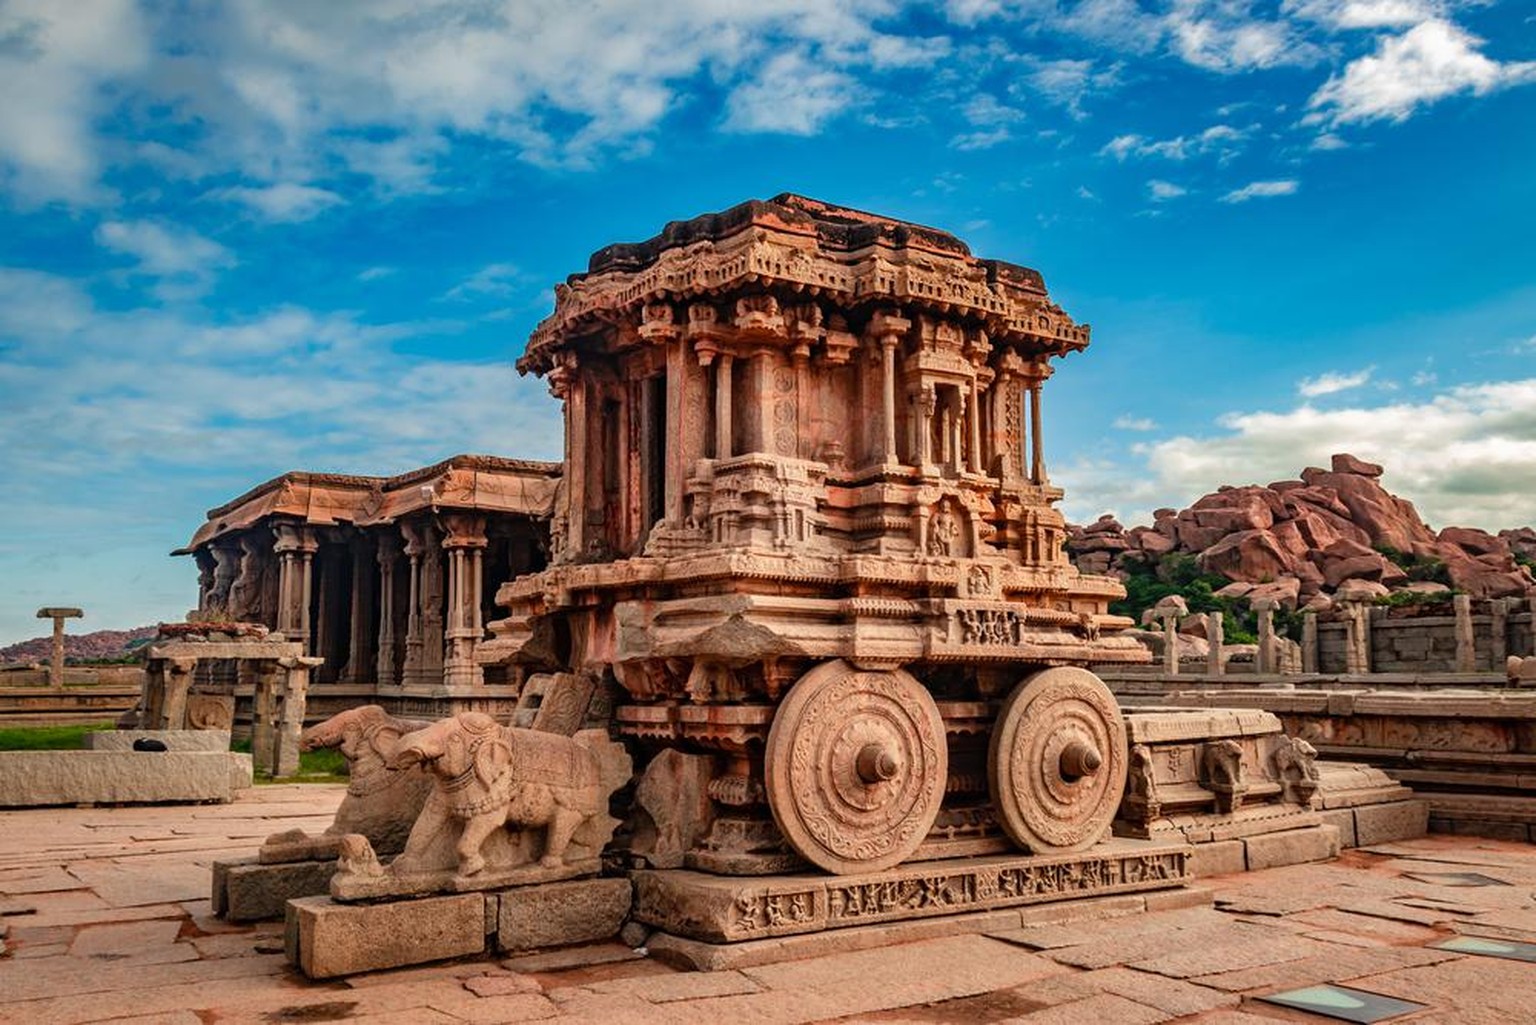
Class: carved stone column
252,658,280,772
1255,599,1276,674
272,522,317,650
967,379,983,474
1206,610,1224,676
375,532,401,687
1454,593,1476,672
1161,611,1179,674
401,521,426,686
273,655,321,777
207,540,240,617
159,656,198,730
880,336,899,464
1301,611,1318,673
914,385,936,472
341,534,375,684
442,513,488,688
714,353,734,460
1027,362,1051,484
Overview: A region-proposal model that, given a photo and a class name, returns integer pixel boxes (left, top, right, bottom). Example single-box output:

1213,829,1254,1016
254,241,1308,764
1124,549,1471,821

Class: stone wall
1313,603,1532,675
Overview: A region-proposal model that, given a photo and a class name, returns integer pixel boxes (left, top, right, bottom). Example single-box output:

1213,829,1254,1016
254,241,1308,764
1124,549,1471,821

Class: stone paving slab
5,785,1536,1023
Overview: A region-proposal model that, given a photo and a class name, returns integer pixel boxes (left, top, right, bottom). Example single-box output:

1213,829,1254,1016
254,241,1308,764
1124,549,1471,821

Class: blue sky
1,0,1533,645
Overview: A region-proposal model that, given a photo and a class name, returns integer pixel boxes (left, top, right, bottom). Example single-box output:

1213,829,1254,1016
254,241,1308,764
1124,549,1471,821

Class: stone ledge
85,729,231,753
496,877,632,952
0,750,251,807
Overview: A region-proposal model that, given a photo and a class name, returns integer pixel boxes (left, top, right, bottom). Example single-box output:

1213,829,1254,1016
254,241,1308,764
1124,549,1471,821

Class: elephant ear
369,726,402,761
475,737,513,790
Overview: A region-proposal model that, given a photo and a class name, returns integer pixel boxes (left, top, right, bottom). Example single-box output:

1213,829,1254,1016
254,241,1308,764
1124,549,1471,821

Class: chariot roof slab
520,193,1089,375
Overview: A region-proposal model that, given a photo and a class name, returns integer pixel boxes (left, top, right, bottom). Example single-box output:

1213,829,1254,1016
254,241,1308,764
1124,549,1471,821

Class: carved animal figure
262,705,434,860
389,711,606,877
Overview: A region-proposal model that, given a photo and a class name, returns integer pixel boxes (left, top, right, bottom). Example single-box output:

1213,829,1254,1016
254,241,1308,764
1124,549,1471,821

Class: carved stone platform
631,839,1191,946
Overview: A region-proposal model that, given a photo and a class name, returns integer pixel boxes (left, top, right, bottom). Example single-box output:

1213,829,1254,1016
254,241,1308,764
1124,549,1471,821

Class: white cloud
1298,366,1373,396
94,219,235,300
950,92,1025,149
357,266,397,283
1311,131,1349,150
1221,178,1300,203
0,0,149,205
1308,19,1536,125
724,48,861,135
1102,123,1250,161
1148,179,1188,201
1019,57,1121,117
1134,380,1536,530
216,182,345,222
1284,0,1444,30
1166,3,1320,72
1114,415,1157,431
442,263,523,303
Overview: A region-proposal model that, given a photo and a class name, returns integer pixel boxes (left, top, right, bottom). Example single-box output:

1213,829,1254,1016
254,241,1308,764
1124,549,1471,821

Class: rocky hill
0,626,157,666
1069,453,1536,614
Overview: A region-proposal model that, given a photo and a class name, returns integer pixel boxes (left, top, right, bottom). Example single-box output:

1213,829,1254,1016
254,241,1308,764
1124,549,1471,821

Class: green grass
230,736,349,783
0,722,115,750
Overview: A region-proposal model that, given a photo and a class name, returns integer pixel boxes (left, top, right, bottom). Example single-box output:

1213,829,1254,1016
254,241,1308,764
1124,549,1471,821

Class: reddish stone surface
1067,453,1535,602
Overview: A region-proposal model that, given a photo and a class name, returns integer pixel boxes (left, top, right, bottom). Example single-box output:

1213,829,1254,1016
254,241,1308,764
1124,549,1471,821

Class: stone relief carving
1200,738,1248,815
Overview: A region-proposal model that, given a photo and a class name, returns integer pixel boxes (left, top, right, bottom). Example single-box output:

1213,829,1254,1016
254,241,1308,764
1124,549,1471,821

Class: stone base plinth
85,729,231,752
633,840,1191,946
1188,823,1341,877
496,878,632,952
0,750,251,807
287,876,637,979
286,893,487,979
213,857,337,922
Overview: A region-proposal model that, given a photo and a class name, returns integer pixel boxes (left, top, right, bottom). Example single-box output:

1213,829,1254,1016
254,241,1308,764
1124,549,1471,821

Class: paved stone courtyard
3,786,1535,1024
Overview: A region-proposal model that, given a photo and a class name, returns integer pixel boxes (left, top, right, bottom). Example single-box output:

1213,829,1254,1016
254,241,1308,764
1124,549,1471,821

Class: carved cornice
519,194,1089,376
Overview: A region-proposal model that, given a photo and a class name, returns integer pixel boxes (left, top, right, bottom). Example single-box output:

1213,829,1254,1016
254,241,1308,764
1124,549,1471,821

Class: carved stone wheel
988,666,1127,854
765,660,948,875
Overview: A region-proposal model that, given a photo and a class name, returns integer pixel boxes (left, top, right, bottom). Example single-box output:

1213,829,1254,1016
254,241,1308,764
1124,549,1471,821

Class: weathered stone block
0,750,250,807
496,878,632,952
1243,824,1339,871
85,730,231,752
213,857,337,922
1353,800,1428,845
1318,807,1356,848
1189,839,1246,878
286,893,486,979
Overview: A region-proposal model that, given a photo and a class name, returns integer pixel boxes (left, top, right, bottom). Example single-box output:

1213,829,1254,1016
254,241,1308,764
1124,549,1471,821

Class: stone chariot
480,194,1153,883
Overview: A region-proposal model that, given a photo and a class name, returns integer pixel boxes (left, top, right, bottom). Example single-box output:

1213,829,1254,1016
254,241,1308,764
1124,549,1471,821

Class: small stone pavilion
177,454,558,717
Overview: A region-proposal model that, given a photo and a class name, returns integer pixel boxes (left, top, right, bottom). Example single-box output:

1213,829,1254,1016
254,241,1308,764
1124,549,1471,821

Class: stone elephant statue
389,711,623,878
261,705,434,862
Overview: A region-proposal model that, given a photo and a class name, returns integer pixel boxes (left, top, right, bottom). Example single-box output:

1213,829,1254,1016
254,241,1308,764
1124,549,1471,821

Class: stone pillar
1206,611,1224,677
988,366,1015,480
273,656,320,778
1491,598,1510,666
252,659,280,772
1255,600,1276,674
442,513,488,688
915,385,935,471
1301,611,1319,673
1343,602,1371,675
375,532,401,687
341,535,375,684
208,542,240,616
401,522,426,686
1161,611,1179,674
869,313,909,466
159,657,197,730
1454,593,1476,672
667,338,691,524
565,365,588,555
35,607,81,690
273,523,317,651
714,353,733,461
749,347,774,458
967,379,983,474
1027,363,1051,484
